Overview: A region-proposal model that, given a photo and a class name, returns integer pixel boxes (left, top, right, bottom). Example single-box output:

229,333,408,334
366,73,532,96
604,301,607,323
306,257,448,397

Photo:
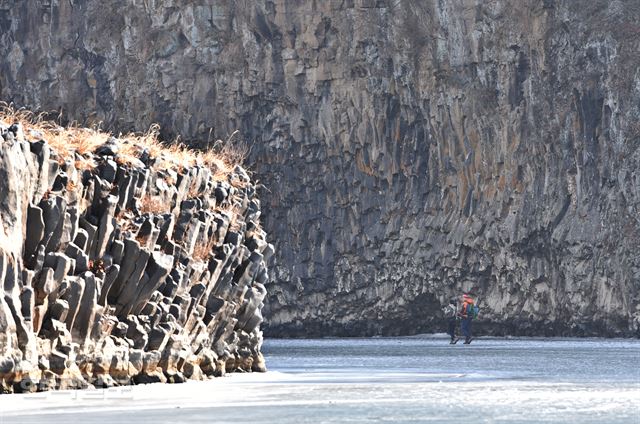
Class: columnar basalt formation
0,116,271,393
0,1,639,336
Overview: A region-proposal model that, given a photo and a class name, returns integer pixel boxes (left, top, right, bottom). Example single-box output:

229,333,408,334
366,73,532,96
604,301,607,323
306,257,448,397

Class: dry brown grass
186,181,202,199
74,156,98,171
0,103,246,179
204,130,249,180
2,103,251,242
138,194,166,215
192,234,218,261
0,103,108,169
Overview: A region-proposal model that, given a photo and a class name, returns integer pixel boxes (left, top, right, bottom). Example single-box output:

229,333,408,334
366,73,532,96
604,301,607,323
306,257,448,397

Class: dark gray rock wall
1,0,639,336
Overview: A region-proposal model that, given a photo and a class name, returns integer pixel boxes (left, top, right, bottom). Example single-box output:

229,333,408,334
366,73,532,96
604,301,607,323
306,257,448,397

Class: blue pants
461,318,472,339
447,318,457,339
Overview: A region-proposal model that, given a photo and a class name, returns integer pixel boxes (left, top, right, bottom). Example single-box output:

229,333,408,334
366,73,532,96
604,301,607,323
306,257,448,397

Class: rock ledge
0,110,272,393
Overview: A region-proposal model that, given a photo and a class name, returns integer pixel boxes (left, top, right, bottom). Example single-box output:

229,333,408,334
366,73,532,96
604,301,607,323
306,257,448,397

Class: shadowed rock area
0,117,272,393
0,0,639,337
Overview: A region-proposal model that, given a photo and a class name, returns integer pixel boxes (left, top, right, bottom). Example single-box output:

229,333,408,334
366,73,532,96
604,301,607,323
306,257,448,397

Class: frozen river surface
0,337,638,423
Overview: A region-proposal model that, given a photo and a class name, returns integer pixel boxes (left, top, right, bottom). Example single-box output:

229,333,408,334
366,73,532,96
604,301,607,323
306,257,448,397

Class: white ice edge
0,370,638,417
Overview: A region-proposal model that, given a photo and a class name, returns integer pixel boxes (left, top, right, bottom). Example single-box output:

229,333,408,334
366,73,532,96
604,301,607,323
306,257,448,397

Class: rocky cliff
0,110,271,393
1,0,639,337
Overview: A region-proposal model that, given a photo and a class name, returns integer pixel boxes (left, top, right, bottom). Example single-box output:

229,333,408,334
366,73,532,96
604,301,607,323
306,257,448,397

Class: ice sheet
0,337,638,424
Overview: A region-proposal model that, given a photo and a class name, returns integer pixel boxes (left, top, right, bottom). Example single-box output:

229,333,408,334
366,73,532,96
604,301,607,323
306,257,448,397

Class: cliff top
0,103,246,181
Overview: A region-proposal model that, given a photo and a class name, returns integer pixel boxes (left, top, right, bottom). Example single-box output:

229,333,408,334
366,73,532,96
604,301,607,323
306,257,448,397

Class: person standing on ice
442,299,459,344
458,293,476,344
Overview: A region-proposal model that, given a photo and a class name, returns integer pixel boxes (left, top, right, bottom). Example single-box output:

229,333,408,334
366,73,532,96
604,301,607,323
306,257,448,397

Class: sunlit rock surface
0,119,271,393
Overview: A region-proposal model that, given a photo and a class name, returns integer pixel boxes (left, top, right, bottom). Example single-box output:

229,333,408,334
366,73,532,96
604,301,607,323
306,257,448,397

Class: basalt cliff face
1,0,639,337
0,117,271,393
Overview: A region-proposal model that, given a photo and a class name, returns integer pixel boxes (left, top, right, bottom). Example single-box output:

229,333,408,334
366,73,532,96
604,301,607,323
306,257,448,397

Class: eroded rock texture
0,120,271,393
1,0,639,336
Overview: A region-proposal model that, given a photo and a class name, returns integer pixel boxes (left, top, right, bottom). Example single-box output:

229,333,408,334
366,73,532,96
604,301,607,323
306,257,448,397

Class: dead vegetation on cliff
0,103,247,181
0,103,270,393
